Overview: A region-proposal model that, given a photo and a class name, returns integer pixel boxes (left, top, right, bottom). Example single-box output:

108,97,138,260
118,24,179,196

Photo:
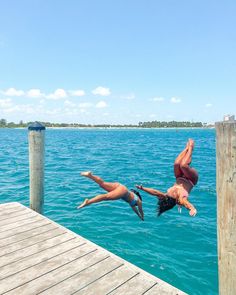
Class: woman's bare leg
81,171,119,192
77,185,127,209
174,141,189,178
179,139,198,184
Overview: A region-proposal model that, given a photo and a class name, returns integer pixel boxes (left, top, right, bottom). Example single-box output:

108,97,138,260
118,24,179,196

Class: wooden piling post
215,119,236,295
28,122,46,214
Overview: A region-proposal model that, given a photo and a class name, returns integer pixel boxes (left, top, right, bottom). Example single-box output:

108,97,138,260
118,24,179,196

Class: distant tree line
138,120,204,128
0,118,209,128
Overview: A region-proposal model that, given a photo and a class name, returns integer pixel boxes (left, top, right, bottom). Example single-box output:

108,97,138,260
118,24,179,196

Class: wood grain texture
0,203,187,295
216,121,236,295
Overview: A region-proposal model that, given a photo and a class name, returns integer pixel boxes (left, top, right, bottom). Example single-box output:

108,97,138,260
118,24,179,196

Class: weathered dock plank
0,207,27,219
0,216,45,239
73,265,138,295
0,215,43,233
108,274,157,295
0,202,187,295
0,211,37,226
0,202,19,211
0,232,76,267
40,256,124,295
143,283,185,295
0,227,66,257
0,222,54,248
7,250,107,295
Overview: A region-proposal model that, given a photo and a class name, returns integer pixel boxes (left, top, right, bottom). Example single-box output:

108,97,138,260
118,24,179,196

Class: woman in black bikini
136,139,198,216
78,172,144,220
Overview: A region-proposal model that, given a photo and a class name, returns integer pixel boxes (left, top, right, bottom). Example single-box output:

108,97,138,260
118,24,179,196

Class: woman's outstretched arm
136,185,166,199
180,197,197,216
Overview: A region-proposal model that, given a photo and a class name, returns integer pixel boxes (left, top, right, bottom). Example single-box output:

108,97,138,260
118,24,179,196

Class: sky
0,0,235,124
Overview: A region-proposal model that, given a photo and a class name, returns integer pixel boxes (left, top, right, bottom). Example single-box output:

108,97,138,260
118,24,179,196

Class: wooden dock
0,202,187,295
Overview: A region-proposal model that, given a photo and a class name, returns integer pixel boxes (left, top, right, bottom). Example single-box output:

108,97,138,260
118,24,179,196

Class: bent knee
174,160,181,166
174,163,181,171
103,193,110,200
180,162,189,170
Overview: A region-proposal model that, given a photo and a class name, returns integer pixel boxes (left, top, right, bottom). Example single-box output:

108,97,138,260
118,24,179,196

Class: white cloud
69,90,85,97
149,114,156,118
170,97,181,103
0,98,13,108
79,109,87,113
64,100,76,107
47,89,67,100
152,97,165,102
24,105,37,114
2,88,24,96
27,89,44,98
2,106,19,114
64,107,79,115
3,104,36,114
96,101,107,108
92,86,111,96
45,108,62,115
78,102,93,108
122,93,135,100
205,103,212,107
79,109,90,115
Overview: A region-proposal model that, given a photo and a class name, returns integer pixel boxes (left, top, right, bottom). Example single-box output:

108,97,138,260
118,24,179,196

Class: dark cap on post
28,122,46,131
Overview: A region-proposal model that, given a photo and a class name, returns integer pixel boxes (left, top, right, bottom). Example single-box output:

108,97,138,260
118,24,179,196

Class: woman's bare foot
80,171,92,177
77,199,89,209
188,139,194,149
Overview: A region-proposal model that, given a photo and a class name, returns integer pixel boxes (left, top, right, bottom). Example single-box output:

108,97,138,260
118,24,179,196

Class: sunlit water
0,128,218,294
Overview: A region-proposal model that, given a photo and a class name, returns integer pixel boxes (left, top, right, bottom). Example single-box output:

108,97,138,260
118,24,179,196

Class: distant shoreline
0,118,214,129
0,118,215,129
1,126,215,130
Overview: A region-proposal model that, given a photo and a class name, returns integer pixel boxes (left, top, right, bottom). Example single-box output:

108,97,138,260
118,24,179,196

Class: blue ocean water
0,128,217,294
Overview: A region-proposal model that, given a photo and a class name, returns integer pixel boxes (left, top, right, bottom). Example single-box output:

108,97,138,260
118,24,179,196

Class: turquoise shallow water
0,128,218,294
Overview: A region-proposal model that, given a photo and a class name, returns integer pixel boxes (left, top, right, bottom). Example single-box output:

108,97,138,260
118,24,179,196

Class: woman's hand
136,185,143,190
181,198,197,217
189,208,197,216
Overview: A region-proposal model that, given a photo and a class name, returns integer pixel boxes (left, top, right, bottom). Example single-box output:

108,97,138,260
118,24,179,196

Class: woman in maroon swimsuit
136,139,198,217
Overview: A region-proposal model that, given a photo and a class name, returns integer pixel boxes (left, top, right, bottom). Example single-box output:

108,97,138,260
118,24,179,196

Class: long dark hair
130,189,142,201
157,196,176,216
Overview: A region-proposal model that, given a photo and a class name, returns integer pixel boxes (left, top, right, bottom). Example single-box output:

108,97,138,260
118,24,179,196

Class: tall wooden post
216,119,236,295
28,122,45,214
